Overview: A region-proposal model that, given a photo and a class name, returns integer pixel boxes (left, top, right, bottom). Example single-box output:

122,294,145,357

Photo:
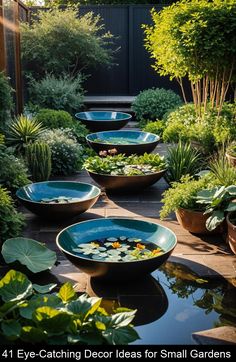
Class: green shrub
26,142,52,182
0,147,30,193
163,103,236,153
0,187,25,243
0,134,4,145
29,74,84,115
40,128,83,175
21,7,114,77
35,108,88,143
142,120,166,138
6,116,45,153
0,72,13,132
160,174,217,220
209,153,236,187
131,88,182,123
165,142,202,184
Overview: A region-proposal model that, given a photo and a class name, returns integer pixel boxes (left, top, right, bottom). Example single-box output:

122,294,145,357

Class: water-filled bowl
16,181,101,220
86,130,160,156
56,218,177,280
75,111,132,132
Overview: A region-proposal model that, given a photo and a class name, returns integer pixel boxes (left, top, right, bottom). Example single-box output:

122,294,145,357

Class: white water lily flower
104,242,113,247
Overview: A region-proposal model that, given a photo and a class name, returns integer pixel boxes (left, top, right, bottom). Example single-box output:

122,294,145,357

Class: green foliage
21,7,114,77
84,153,166,176
209,153,236,187
0,147,30,193
6,116,45,153
196,185,236,231
227,142,236,157
0,187,25,243
0,270,139,345
162,103,236,153
40,128,83,175
2,238,57,273
25,142,52,182
142,120,166,139
0,134,5,145
131,88,182,123
0,72,13,132
35,108,88,143
29,74,84,115
144,0,236,83
160,174,217,220
165,142,202,184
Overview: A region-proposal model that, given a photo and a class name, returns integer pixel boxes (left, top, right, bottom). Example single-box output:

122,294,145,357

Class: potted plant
84,152,166,191
160,175,220,234
226,212,236,255
226,143,236,167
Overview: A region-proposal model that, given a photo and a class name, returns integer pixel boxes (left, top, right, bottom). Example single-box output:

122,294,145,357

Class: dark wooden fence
79,4,183,97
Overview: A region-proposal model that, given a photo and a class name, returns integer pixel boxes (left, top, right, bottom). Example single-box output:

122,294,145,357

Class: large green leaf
1,238,57,273
0,270,32,302
109,310,137,328
1,320,21,340
102,326,140,345
33,306,72,333
226,185,236,196
206,210,225,231
19,295,62,319
33,283,57,294
67,295,101,320
21,326,46,343
58,282,76,302
225,202,236,212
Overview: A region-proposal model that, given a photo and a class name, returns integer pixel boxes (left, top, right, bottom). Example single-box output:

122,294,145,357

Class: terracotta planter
226,213,236,255
226,152,236,167
175,208,223,235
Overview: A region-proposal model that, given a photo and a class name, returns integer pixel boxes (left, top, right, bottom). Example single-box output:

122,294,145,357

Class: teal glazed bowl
75,111,132,132
16,181,101,220
86,130,160,156
56,218,177,280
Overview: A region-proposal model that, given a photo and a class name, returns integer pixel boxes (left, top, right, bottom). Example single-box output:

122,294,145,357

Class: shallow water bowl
16,181,101,220
75,111,132,132
86,130,160,156
56,218,177,280
87,169,166,192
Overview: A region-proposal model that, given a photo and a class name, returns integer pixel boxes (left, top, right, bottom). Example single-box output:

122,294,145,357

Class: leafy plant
21,7,114,77
6,116,45,153
196,186,236,231
40,128,83,176
35,108,88,143
0,72,13,132
131,88,182,123
1,238,57,273
84,153,166,176
160,174,217,220
227,142,236,157
0,187,25,243
0,147,30,193
26,142,52,182
165,142,202,184
209,153,236,187
142,120,166,139
29,74,84,115
144,1,236,114
0,270,139,345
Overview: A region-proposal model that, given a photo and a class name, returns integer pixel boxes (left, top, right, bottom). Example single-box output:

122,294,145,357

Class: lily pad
2,238,57,273
107,237,118,242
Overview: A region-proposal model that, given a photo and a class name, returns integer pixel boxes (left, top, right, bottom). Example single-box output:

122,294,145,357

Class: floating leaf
2,238,57,273
58,282,76,302
0,270,32,302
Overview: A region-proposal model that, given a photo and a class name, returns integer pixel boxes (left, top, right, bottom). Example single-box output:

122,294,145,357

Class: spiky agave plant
165,141,202,184
6,115,45,153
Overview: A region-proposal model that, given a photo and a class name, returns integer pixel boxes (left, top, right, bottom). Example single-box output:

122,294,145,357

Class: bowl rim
75,111,132,122
16,181,101,205
86,168,167,178
86,130,160,145
56,217,177,264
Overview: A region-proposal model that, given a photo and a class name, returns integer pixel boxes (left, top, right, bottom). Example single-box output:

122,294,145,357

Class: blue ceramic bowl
86,130,160,156
75,111,132,132
16,181,101,220
56,218,177,280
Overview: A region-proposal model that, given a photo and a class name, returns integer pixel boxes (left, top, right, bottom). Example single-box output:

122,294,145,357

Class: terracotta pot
175,208,223,235
225,152,236,167
226,213,236,255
